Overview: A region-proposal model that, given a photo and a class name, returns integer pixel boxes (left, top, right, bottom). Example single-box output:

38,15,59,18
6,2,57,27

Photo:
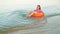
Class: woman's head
36,5,41,9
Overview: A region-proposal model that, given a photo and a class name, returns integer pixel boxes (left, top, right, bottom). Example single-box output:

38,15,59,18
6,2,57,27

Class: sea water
0,5,60,32
0,9,47,31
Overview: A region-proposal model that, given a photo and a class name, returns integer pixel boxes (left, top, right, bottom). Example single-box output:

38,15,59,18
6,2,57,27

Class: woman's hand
27,11,34,17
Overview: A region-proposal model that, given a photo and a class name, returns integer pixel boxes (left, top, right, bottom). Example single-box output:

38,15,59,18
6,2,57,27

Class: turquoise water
0,5,60,31
0,10,46,31
42,5,60,16
7,15,60,34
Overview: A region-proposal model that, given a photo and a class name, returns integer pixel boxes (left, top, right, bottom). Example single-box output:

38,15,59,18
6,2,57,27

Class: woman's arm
27,11,34,17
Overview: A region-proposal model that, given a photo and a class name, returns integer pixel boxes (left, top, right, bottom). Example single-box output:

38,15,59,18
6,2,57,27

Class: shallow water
0,10,47,31
0,5,60,34
6,15,60,34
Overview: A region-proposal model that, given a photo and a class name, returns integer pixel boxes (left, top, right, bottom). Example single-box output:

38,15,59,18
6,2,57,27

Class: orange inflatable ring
31,12,44,18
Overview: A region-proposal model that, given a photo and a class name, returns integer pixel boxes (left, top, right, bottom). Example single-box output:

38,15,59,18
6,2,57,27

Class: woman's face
36,5,41,9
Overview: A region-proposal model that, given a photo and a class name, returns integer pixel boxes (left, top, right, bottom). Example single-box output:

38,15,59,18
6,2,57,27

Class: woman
27,5,44,18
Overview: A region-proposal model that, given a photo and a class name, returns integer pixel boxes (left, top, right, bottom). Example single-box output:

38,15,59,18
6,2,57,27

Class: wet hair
37,5,41,9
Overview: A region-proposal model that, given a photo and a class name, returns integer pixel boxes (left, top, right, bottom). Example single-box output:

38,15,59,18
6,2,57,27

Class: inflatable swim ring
30,12,44,18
